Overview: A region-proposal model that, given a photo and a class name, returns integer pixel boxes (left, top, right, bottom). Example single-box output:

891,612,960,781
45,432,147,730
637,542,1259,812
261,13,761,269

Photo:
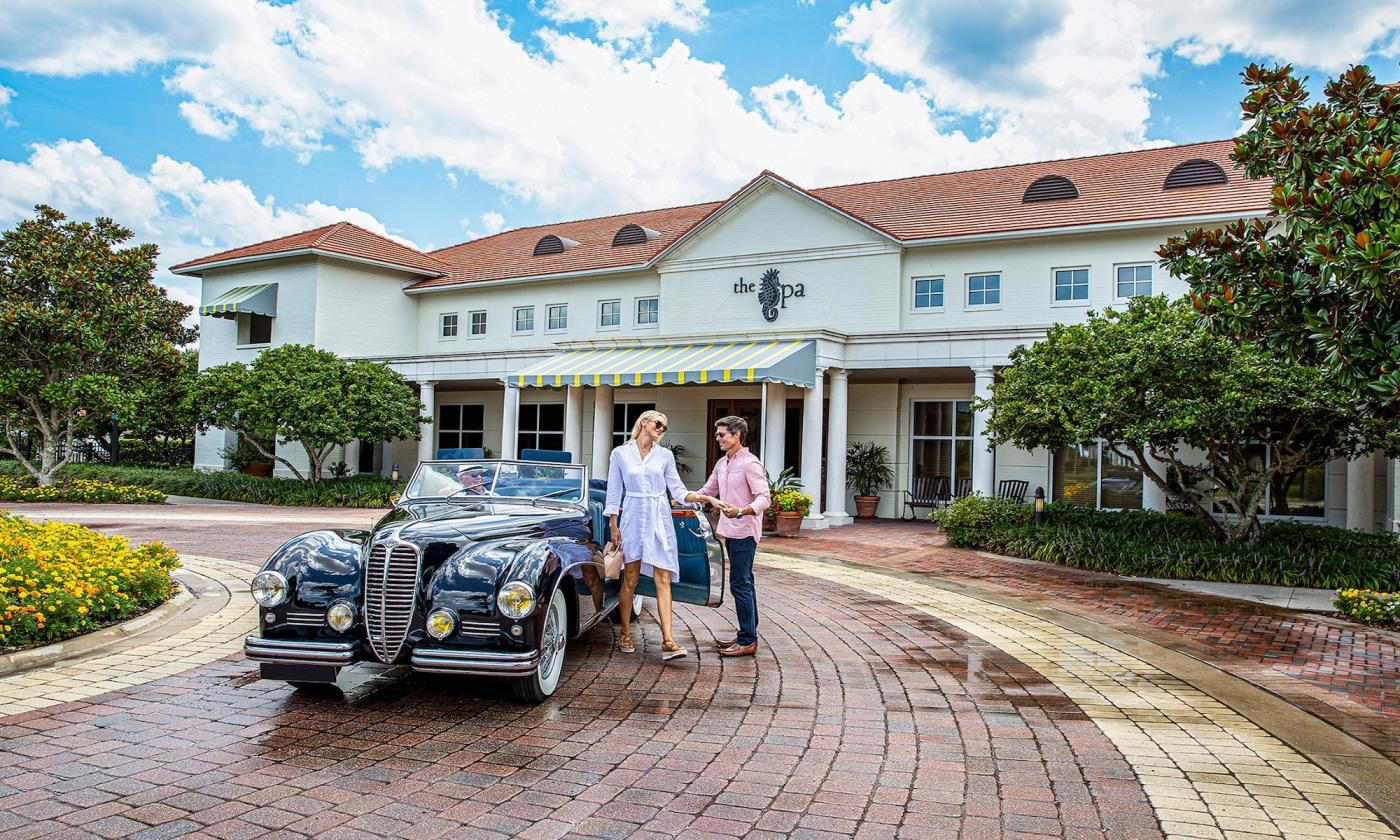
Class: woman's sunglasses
652,420,667,432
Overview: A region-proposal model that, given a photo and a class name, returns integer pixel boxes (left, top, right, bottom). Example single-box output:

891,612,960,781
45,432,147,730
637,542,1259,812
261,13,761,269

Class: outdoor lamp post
1033,486,1046,525
390,463,400,486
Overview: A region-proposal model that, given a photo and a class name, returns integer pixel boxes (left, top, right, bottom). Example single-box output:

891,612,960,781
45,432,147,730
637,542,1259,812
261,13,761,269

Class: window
636,297,659,326
911,401,976,496
437,404,485,452
547,304,568,332
1116,264,1153,298
1053,268,1089,303
513,306,534,333
1214,445,1325,518
439,312,459,338
599,299,621,329
246,314,273,345
1052,442,1143,509
517,403,565,453
967,273,1001,307
912,277,944,310
613,403,657,447
469,310,487,337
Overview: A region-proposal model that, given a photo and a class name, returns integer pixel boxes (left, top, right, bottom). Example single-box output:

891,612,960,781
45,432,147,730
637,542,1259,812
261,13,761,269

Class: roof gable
170,222,448,277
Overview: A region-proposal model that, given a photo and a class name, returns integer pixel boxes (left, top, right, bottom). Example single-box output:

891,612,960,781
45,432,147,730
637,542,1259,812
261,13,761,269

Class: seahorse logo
759,268,781,322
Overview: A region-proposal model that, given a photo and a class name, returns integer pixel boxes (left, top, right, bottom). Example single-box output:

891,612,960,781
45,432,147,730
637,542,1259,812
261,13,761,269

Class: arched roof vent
611,223,661,247
1164,158,1228,189
532,234,579,256
1022,175,1079,203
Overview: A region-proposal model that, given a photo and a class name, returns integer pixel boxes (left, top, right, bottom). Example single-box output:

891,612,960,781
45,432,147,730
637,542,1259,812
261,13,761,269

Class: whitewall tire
514,586,568,703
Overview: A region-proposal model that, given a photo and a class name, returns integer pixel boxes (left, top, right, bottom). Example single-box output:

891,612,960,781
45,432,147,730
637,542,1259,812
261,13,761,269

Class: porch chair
997,479,1030,503
520,448,572,463
903,476,950,520
436,447,485,459
954,477,972,500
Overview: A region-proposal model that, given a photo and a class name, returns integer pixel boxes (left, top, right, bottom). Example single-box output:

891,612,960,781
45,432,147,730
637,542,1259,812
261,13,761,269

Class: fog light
426,608,456,640
498,582,536,619
251,571,288,608
510,624,523,637
327,601,355,632
265,611,277,624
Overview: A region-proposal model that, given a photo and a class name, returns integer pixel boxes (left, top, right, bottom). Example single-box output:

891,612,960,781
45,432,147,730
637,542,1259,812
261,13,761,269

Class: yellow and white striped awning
199,283,278,320
510,339,815,388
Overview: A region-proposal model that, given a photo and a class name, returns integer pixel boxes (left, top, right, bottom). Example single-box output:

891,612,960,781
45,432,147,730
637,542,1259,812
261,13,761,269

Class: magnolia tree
1160,64,1400,419
0,206,196,485
195,344,426,483
981,296,1369,543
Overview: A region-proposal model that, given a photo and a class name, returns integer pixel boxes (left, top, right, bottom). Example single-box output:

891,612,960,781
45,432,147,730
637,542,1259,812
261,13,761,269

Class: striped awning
199,283,278,320
510,339,816,389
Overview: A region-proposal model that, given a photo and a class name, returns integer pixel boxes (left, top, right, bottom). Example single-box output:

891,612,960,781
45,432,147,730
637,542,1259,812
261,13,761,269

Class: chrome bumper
244,635,359,666
410,646,539,676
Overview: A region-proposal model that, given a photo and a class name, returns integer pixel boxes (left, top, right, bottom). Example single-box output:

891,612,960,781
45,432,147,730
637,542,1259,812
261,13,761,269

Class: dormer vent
1023,175,1079,203
532,234,579,256
1164,158,1228,189
611,224,661,247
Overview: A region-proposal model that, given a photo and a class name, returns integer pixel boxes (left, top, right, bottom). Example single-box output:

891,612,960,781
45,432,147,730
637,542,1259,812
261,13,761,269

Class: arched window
1164,158,1228,189
1022,175,1079,202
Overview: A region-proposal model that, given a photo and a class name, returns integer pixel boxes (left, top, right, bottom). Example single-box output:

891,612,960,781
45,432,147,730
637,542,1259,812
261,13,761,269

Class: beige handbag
602,542,624,580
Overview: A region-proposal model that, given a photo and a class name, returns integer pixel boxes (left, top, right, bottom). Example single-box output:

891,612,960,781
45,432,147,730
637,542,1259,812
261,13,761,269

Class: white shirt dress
602,441,690,579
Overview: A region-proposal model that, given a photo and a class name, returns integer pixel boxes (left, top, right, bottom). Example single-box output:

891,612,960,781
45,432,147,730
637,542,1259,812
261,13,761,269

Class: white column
1346,452,1375,533
343,439,361,475
501,385,520,460
590,385,614,483
416,380,437,466
800,370,827,529
1141,450,1166,513
1392,458,1400,534
972,367,996,498
762,381,787,480
823,369,851,526
564,385,583,461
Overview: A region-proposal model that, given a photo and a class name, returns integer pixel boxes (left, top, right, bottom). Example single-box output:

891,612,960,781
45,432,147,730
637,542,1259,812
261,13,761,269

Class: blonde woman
603,410,717,659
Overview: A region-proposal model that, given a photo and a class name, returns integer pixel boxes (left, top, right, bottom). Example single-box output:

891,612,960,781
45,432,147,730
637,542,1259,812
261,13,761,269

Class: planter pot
763,509,777,535
242,462,273,478
774,510,804,538
853,495,880,519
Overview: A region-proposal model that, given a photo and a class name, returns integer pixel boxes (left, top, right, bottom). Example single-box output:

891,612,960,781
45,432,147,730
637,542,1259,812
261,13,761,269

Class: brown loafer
715,637,737,648
718,642,757,657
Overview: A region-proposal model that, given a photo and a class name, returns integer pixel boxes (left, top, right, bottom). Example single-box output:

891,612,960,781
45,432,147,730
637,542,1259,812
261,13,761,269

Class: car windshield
403,460,586,504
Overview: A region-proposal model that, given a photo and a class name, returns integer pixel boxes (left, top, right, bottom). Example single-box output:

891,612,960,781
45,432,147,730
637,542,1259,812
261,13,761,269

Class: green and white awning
199,283,278,320
511,339,816,388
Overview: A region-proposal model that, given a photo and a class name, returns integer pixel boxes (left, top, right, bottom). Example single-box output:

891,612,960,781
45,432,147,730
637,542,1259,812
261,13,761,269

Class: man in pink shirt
698,415,771,657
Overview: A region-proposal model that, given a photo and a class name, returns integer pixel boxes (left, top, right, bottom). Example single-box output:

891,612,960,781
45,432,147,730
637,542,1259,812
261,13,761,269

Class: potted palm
772,488,813,537
846,441,893,519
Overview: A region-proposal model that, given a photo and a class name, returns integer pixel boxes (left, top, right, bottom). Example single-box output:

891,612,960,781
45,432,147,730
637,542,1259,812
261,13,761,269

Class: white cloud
0,85,14,126
2,0,1397,222
540,0,708,44
0,139,408,315
480,211,506,234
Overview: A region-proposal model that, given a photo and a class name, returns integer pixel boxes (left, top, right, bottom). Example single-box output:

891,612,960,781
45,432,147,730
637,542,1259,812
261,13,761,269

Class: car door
633,508,726,607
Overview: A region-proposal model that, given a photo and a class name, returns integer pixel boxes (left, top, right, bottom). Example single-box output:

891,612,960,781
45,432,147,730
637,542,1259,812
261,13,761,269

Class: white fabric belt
628,491,665,499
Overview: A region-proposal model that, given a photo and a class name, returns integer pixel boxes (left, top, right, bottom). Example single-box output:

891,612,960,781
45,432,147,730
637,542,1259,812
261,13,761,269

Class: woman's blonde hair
630,409,669,440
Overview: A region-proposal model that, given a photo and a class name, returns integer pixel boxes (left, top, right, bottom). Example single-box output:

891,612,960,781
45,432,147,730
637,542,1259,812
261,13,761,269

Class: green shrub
931,496,1400,591
0,461,394,508
1334,589,1400,626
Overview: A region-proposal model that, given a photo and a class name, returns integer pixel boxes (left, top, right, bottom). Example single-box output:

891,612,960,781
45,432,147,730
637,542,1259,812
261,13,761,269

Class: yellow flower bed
0,514,180,649
1334,588,1400,626
0,475,166,504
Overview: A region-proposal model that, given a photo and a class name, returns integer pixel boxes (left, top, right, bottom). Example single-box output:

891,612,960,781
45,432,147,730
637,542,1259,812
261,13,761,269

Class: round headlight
498,582,536,619
250,571,288,608
426,608,456,640
327,600,355,633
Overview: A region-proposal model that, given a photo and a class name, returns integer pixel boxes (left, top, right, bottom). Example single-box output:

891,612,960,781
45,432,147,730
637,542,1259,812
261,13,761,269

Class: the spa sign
733,268,805,323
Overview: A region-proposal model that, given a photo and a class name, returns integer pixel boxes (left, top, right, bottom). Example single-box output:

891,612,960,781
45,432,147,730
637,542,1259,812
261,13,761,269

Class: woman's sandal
618,633,636,654
661,640,688,661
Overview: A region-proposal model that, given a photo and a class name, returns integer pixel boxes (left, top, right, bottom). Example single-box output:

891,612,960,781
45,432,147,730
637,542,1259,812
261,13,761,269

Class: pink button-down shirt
699,447,771,543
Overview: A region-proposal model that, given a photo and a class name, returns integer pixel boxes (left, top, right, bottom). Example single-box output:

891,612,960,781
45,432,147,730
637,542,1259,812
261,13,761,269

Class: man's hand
721,503,742,518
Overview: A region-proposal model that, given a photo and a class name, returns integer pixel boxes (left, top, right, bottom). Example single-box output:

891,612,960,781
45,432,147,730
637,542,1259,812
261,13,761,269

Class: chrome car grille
457,617,501,640
283,608,324,628
365,542,421,663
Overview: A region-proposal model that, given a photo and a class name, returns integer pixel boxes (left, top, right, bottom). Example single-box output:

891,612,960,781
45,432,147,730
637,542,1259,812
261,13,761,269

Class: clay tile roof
809,139,1270,241
170,221,448,276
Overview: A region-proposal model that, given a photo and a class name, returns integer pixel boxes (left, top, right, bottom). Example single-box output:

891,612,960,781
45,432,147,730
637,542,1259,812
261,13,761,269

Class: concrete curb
0,578,196,677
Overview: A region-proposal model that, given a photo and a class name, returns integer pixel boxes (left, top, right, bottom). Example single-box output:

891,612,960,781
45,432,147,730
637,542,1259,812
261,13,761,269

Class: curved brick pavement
0,503,1396,839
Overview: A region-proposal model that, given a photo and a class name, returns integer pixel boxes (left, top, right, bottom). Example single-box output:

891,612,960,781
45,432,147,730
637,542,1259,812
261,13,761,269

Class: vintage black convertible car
244,459,726,702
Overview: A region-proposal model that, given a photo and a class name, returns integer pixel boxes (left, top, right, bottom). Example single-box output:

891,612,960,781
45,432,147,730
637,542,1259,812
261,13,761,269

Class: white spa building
176,140,1399,533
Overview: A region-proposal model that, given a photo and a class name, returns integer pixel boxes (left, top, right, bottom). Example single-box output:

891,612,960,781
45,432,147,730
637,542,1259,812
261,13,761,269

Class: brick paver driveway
1,504,1396,839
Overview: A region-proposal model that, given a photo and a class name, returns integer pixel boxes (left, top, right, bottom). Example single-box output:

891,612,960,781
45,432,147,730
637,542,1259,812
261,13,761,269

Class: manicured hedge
0,514,180,648
0,462,396,508
931,495,1400,591
0,475,167,504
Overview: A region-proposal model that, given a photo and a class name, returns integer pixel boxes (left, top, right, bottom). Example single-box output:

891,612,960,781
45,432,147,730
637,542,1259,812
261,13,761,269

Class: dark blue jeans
727,537,758,645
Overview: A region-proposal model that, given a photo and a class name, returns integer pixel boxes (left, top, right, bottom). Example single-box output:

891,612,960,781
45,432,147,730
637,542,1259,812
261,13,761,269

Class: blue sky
1,0,1398,309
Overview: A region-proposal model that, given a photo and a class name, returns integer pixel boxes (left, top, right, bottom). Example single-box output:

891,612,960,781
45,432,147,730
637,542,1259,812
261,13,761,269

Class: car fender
260,529,368,607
